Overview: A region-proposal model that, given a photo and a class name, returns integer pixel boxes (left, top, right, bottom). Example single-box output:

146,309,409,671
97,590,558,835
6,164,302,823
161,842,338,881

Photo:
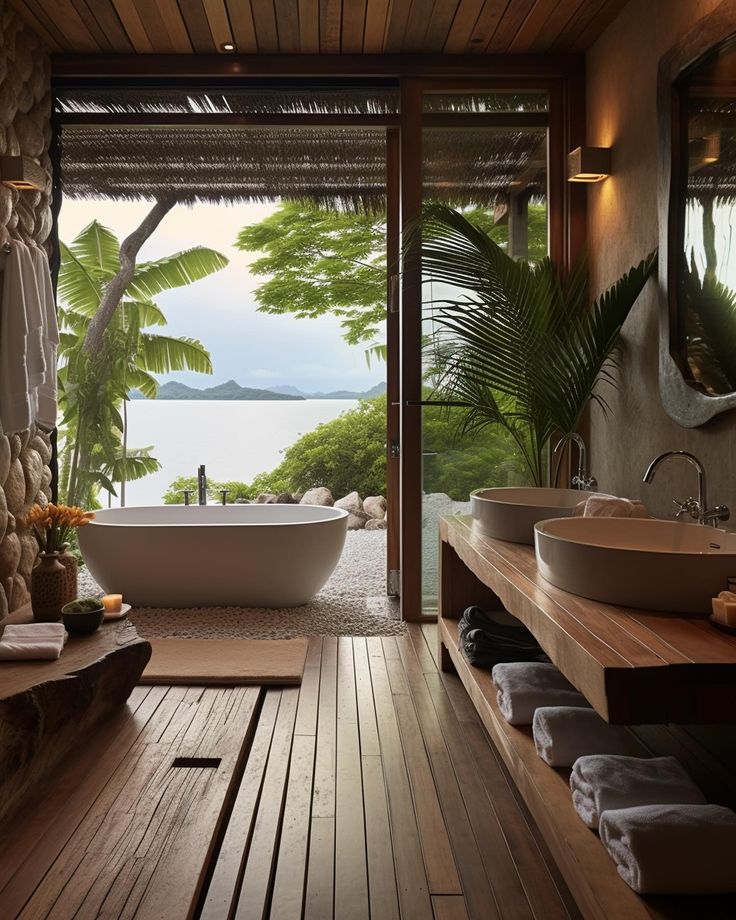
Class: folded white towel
533,707,642,767
570,755,705,828
491,662,590,725
572,494,649,518
599,804,736,894
0,623,68,660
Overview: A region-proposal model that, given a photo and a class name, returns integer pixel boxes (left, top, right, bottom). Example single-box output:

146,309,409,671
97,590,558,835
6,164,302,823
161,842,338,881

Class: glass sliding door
419,91,550,611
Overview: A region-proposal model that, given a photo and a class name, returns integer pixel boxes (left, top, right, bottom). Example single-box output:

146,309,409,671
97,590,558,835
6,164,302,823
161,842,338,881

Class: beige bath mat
139,637,308,685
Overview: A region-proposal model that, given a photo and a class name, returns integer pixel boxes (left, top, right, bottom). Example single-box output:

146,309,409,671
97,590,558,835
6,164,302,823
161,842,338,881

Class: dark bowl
62,606,105,636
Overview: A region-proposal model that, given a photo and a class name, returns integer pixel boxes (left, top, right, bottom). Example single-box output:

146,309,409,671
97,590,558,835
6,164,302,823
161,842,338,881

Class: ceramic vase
31,552,67,622
57,546,78,609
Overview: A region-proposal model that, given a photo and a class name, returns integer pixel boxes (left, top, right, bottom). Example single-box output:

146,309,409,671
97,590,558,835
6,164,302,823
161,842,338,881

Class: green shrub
163,394,528,504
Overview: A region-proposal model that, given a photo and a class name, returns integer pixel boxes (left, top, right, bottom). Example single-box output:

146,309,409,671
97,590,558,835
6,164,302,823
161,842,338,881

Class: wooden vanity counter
439,516,736,920
439,515,736,725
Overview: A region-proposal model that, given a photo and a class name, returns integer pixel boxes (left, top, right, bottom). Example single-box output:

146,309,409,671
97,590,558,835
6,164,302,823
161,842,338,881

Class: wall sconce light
568,146,612,183
0,155,44,190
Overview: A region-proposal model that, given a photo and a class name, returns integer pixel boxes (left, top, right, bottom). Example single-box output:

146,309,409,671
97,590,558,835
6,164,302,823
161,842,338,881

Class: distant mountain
267,381,387,400
129,380,305,401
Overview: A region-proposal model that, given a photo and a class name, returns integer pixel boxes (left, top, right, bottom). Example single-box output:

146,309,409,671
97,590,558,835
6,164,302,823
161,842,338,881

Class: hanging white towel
599,803,736,894
570,754,706,829
0,622,68,660
0,243,32,433
572,494,649,518
18,241,46,390
31,245,59,429
491,661,590,725
532,706,642,767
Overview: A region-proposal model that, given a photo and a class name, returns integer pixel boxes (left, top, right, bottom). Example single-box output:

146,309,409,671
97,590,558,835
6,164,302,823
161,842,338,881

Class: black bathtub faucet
197,465,207,506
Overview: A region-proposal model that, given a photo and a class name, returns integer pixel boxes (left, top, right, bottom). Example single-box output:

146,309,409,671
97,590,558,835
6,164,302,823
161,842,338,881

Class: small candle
102,594,123,613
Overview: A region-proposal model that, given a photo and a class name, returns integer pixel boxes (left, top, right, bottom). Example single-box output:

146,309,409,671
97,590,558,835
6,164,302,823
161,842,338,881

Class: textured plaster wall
586,0,736,521
0,0,53,615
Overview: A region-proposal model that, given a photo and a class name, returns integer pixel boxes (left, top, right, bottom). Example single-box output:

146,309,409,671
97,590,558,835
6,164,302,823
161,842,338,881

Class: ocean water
121,399,358,506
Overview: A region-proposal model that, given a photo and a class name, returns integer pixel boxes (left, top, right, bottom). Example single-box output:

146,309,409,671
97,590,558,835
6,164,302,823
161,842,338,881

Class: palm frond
128,247,229,299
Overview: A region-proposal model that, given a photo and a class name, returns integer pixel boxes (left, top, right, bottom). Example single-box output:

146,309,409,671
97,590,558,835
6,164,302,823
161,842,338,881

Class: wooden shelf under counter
438,515,736,920
439,515,736,725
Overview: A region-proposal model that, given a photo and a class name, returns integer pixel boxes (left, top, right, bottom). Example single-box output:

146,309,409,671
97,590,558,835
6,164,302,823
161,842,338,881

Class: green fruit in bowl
62,596,104,614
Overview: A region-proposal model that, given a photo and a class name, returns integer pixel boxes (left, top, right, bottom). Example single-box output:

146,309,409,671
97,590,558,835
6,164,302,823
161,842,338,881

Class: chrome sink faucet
642,450,729,527
553,432,597,491
197,464,207,506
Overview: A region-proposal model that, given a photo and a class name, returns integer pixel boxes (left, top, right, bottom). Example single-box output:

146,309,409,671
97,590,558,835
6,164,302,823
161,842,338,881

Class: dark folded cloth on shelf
458,605,550,668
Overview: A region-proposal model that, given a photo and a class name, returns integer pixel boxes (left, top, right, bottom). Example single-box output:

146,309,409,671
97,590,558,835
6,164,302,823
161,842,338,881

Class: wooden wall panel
10,0,629,54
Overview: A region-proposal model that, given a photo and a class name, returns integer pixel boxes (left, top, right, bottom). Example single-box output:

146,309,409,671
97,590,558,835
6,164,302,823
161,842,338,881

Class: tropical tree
415,204,657,485
58,220,228,507
234,199,547,359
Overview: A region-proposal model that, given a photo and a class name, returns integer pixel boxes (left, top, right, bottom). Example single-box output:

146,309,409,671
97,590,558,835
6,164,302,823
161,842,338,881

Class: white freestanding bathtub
78,504,349,608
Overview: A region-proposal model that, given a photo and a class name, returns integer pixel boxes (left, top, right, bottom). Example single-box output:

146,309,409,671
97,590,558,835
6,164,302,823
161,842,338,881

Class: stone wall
0,0,53,616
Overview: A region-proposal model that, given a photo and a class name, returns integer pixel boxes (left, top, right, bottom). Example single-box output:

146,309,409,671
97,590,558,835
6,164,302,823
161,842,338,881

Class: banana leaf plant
411,204,657,486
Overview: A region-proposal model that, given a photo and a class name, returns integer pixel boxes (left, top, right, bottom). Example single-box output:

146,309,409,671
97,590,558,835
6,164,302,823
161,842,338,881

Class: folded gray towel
491,661,589,725
599,804,736,894
533,707,641,767
570,755,705,828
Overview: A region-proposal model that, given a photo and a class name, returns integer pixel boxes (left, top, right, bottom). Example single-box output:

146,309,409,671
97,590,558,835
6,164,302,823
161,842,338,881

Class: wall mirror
658,3,736,426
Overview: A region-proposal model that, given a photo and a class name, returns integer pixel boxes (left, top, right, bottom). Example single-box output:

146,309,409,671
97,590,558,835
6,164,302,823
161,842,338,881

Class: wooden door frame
51,57,585,620
397,73,586,621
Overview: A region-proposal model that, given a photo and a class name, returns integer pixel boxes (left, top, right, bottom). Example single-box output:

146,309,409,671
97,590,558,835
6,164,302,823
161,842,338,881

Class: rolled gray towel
599,804,736,894
533,707,642,767
491,661,589,725
570,755,705,828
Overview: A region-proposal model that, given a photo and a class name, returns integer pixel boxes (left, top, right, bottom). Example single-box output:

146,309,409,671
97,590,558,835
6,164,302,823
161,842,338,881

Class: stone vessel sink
534,517,736,614
470,487,595,545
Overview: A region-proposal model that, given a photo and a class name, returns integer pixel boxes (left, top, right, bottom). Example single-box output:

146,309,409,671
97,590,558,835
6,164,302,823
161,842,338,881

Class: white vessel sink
471,487,595,545
534,517,736,614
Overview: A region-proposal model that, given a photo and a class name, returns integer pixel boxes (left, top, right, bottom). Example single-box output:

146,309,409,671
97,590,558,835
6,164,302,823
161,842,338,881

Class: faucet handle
673,497,700,520
178,488,195,506
219,489,231,506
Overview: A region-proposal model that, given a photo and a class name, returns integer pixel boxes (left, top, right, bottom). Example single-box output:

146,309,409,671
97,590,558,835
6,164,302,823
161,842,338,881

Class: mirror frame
657,0,736,427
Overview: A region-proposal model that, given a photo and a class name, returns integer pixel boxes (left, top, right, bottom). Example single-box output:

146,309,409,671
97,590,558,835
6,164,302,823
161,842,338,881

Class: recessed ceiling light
221,42,236,52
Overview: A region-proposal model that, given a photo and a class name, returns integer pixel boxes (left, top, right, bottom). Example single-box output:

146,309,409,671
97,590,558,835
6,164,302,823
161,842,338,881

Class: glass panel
421,112,549,611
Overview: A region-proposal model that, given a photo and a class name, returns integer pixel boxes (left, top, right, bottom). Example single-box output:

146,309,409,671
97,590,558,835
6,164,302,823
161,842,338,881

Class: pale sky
58,197,386,393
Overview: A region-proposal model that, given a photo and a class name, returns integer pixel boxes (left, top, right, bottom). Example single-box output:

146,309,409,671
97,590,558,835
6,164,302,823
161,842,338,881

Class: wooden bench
0,606,151,823
439,515,736,920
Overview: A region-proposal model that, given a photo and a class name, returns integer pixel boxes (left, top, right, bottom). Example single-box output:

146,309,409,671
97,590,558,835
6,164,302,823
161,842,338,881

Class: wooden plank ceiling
10,0,628,56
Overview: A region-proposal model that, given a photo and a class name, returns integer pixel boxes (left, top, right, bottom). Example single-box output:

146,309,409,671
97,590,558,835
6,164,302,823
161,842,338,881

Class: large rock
255,493,277,504
275,492,297,504
4,459,25,515
363,495,387,519
347,510,371,530
0,434,10,483
335,491,363,513
21,447,42,505
0,532,21,576
365,518,388,531
300,487,334,507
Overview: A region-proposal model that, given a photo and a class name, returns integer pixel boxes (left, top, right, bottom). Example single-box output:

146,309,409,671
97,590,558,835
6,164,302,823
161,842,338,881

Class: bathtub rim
82,504,350,528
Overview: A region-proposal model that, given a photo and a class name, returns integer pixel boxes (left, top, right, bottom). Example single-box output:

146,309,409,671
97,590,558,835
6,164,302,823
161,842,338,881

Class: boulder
347,510,371,530
0,435,10,483
234,498,251,504
335,491,363,513
275,492,297,504
29,433,51,465
21,448,42,505
363,495,387,519
4,459,25,515
255,493,277,504
300,487,334,507
365,518,388,531
0,532,21,575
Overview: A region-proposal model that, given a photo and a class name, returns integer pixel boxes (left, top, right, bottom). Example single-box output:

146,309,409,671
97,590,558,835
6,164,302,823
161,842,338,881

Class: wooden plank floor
0,627,579,920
